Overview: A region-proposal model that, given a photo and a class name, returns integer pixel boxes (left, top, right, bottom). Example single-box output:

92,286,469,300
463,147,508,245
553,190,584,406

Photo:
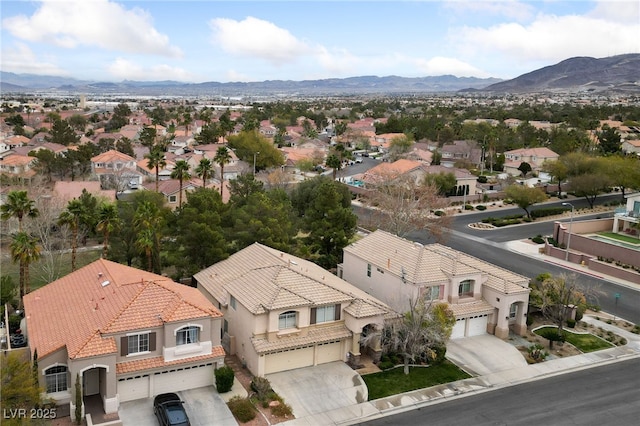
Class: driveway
266,361,367,419
118,386,237,426
446,334,528,376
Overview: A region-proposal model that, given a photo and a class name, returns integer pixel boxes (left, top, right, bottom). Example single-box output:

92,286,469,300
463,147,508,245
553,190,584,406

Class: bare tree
29,194,68,283
365,172,451,241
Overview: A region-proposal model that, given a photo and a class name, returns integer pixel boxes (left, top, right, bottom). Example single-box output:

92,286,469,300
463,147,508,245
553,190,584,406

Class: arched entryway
82,366,108,420
359,323,382,363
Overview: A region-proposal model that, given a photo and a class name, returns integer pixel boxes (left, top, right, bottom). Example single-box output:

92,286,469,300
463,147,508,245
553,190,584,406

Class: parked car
355,156,363,163
10,333,27,348
153,393,190,426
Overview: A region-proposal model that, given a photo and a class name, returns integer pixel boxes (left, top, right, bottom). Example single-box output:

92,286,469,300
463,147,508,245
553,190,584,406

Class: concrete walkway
278,315,640,426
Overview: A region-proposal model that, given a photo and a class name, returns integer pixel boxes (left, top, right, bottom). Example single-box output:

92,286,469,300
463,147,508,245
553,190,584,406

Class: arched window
45,365,68,393
176,326,200,345
278,311,297,330
458,279,474,297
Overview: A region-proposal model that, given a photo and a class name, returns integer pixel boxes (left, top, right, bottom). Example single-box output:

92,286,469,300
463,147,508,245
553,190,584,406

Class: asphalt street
357,357,640,426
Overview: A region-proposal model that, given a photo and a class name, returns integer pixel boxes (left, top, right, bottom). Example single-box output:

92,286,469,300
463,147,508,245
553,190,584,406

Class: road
352,193,640,324
358,357,640,426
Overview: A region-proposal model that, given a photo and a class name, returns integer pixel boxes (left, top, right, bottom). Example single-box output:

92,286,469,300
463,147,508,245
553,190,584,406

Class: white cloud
588,0,640,24
414,56,490,78
0,42,69,76
452,10,640,64
209,16,311,63
2,0,182,57
107,58,194,81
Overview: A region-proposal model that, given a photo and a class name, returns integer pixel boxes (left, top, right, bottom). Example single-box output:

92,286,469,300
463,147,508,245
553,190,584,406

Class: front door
83,368,100,396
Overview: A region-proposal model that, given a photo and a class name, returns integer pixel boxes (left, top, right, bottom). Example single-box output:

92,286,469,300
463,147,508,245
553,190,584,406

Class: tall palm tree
195,157,214,188
171,160,192,207
58,199,87,272
10,231,41,307
96,203,121,258
133,201,164,272
1,190,39,232
145,145,166,192
214,147,232,200
135,228,155,272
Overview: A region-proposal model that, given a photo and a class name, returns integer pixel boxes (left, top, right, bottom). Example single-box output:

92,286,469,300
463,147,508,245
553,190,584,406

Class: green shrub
434,210,445,216
270,394,293,417
531,207,570,219
531,235,545,244
526,315,534,327
378,360,395,370
527,344,548,362
215,365,235,393
475,205,487,211
431,344,447,365
477,175,488,183
227,396,256,423
464,204,474,210
566,318,576,328
250,376,273,401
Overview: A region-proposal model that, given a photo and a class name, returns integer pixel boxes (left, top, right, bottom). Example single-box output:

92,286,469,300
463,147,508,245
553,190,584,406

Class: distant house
90,150,142,190
338,230,530,339
503,147,559,176
23,259,225,414
622,139,640,155
440,140,482,168
194,243,394,376
53,181,116,203
362,159,425,186
0,153,37,179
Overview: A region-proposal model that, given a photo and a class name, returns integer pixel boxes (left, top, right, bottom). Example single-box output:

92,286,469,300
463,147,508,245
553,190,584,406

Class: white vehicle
355,156,363,163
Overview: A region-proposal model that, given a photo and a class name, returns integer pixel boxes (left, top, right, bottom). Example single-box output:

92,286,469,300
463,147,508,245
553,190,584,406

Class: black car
153,393,190,426
10,333,27,348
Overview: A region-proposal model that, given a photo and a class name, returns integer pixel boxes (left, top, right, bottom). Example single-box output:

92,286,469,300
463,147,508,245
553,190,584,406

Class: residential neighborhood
1,92,639,426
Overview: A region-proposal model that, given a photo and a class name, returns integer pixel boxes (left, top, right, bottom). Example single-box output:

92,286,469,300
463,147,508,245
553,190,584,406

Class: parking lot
118,386,237,426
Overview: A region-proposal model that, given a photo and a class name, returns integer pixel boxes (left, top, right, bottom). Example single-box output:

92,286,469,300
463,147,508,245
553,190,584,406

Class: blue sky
1,0,639,83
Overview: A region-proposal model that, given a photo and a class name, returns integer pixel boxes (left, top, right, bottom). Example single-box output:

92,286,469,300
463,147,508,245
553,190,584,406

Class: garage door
118,375,150,402
468,315,488,337
316,341,342,364
264,346,314,374
153,363,215,396
451,319,466,339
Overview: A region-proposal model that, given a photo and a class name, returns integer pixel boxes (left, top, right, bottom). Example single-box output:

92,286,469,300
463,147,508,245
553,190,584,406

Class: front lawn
597,232,640,245
362,361,470,400
534,326,615,353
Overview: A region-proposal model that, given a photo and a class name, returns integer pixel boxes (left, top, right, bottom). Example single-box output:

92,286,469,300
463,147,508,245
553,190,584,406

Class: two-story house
90,150,142,190
338,230,530,340
503,147,559,176
23,259,225,415
194,243,395,376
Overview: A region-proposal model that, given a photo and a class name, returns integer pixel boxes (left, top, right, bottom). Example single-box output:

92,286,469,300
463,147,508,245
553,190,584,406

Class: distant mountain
0,71,500,96
482,54,640,94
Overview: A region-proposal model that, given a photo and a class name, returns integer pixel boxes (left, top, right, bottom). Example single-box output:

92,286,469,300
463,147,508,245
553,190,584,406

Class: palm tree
135,228,155,272
96,203,121,258
171,160,192,207
195,157,214,188
1,190,39,232
133,201,164,272
58,199,87,272
145,145,166,192
10,231,41,307
214,147,232,200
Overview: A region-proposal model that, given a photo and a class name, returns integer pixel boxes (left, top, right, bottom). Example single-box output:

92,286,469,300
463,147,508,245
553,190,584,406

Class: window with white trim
278,311,297,330
176,326,200,345
169,195,177,203
45,365,68,393
128,333,149,354
458,279,474,296
316,305,336,323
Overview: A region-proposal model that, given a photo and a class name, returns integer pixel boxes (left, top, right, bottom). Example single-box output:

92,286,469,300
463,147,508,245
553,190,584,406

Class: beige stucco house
194,243,395,376
503,147,559,176
338,230,530,339
23,259,225,416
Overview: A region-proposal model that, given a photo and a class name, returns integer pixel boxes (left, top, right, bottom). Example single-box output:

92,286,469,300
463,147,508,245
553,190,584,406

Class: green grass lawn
362,361,471,400
598,232,640,245
1,249,102,291
534,326,615,353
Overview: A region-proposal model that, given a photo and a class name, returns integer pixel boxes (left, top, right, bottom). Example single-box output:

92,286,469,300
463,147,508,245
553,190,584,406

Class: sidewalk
280,316,640,426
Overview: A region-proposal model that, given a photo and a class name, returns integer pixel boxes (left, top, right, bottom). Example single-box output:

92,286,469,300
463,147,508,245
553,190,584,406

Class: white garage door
451,319,466,339
265,346,314,374
468,315,488,337
153,363,215,396
316,341,343,364
118,375,150,402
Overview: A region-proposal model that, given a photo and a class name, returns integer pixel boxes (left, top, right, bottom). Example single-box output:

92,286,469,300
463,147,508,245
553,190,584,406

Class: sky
1,0,639,83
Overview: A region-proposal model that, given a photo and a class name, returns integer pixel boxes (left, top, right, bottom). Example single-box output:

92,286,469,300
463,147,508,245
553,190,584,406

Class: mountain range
1,54,638,97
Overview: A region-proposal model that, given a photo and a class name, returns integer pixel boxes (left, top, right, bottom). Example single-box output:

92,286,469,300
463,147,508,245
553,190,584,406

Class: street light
562,202,574,262
253,151,260,176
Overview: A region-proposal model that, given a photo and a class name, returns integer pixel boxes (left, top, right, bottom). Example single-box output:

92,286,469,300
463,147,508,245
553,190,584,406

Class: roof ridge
69,329,101,359
153,279,216,319
102,279,149,332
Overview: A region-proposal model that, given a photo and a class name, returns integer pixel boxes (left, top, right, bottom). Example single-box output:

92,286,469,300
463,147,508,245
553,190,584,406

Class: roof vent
101,280,110,287
98,272,103,278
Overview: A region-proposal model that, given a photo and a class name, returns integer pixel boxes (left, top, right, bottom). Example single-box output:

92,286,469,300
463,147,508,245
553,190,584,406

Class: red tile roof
24,259,222,359
116,348,226,375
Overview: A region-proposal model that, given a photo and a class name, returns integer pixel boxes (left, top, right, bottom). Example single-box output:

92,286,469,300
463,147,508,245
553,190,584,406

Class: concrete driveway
266,361,367,419
118,386,237,426
446,334,528,376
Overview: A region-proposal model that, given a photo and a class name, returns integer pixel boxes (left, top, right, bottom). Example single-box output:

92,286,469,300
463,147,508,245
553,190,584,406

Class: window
458,280,474,296
230,295,237,310
367,264,371,277
45,365,68,393
176,326,199,345
427,286,440,300
313,305,339,324
278,311,297,330
128,333,149,354
169,195,177,203
510,303,518,318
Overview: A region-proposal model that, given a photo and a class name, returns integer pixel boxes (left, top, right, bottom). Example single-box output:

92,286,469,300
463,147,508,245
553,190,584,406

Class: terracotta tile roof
91,149,136,163
344,230,530,294
251,324,352,354
504,147,559,158
24,259,223,359
53,181,116,202
194,243,393,319
362,159,424,183
116,347,225,375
